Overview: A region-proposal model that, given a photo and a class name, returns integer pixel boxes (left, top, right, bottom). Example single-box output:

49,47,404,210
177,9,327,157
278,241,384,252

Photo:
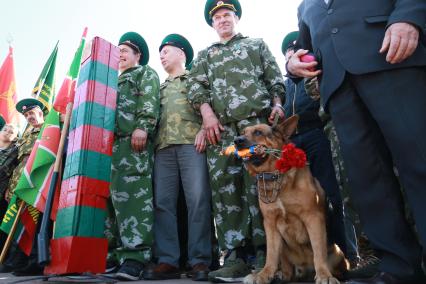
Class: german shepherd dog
237,116,348,284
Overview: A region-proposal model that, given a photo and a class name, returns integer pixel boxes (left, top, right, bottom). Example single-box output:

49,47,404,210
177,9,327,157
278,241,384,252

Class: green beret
119,32,150,66
16,98,44,114
282,31,299,55
0,115,4,130
204,0,242,26
159,34,194,68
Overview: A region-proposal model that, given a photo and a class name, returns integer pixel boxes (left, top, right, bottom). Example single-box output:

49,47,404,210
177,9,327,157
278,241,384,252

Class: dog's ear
274,115,299,140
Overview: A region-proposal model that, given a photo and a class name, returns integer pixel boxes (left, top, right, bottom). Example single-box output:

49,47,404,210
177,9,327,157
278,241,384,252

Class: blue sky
0,0,302,102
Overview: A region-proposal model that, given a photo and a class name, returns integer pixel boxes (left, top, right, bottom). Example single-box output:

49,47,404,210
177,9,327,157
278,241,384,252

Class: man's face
160,45,186,74
212,8,239,39
0,124,18,143
119,44,140,72
24,108,44,128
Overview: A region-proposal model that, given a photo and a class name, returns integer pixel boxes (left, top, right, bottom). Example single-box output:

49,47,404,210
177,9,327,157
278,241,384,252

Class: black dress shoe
0,264,14,273
12,258,43,276
346,272,410,284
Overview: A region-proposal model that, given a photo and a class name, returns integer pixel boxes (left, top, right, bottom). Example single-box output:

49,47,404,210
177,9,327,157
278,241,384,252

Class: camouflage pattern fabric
187,33,285,124
0,142,18,198
187,33,285,251
106,64,160,264
8,127,40,199
155,72,202,150
207,118,266,250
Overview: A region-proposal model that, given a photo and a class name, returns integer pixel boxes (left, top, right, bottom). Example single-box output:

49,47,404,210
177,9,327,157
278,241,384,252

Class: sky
0,0,302,102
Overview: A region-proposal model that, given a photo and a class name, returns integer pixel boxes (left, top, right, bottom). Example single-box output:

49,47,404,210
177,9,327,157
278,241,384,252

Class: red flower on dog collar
275,143,307,173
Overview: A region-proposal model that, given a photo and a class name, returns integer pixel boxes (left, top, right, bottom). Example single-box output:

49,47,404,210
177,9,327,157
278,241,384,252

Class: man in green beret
7,98,45,200
0,98,45,275
143,34,211,281
105,31,160,281
187,0,286,281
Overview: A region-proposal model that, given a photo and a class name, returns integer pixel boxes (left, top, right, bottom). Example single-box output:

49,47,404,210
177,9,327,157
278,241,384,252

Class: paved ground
0,273,320,284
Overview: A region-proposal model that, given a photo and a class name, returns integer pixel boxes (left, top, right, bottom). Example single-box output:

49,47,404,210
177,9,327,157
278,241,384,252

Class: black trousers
328,67,426,279
291,128,347,256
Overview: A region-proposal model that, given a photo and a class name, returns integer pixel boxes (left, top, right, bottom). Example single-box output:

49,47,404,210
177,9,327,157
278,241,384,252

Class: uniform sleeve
304,77,321,101
259,40,286,103
136,67,160,137
187,50,212,111
0,146,18,192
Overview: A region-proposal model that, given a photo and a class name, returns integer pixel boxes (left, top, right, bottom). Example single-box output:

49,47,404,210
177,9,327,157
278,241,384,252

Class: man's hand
287,49,322,78
268,105,285,124
200,103,224,145
5,188,10,202
131,128,148,152
194,129,207,153
380,22,419,64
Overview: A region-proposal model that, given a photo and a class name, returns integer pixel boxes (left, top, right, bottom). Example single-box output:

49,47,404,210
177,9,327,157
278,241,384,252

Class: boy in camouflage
105,32,160,281
187,0,285,281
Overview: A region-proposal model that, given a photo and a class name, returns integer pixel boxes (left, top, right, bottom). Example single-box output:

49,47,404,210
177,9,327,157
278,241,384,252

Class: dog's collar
256,171,286,204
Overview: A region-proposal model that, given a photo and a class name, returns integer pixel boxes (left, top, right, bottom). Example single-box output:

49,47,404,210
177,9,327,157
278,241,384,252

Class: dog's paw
244,272,274,284
244,274,256,284
315,276,340,284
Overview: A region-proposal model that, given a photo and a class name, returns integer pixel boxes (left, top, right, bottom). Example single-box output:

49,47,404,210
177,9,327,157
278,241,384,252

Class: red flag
53,27,88,114
0,46,19,125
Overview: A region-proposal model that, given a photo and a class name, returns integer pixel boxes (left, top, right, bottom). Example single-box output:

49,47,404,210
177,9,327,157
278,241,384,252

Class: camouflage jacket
116,65,160,138
187,33,285,124
8,126,40,195
0,142,18,197
304,77,331,123
155,72,202,150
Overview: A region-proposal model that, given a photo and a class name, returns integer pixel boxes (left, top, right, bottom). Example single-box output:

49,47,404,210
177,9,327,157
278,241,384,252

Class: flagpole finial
82,27,88,38
6,34,13,46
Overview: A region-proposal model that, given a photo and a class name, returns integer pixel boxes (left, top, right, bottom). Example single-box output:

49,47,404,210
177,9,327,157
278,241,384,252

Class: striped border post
45,37,119,274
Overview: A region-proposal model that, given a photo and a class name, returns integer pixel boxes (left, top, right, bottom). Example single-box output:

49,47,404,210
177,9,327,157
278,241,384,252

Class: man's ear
274,115,299,140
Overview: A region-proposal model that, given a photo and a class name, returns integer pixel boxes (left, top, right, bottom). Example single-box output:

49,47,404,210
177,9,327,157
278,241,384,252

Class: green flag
0,195,40,255
14,110,61,212
53,27,87,114
32,42,58,112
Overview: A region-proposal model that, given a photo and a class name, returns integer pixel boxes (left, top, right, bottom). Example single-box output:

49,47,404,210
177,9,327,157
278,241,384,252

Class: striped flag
54,28,88,114
33,42,58,112
0,195,40,255
14,110,61,213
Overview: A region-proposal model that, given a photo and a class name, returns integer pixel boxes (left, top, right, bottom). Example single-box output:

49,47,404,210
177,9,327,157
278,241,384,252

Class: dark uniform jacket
295,0,426,109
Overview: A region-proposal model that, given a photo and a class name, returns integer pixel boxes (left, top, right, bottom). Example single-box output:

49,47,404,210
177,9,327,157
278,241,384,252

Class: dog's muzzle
234,136,268,166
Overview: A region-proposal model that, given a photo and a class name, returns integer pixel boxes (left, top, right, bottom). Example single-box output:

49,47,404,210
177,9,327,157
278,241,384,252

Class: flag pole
0,201,25,263
37,102,72,266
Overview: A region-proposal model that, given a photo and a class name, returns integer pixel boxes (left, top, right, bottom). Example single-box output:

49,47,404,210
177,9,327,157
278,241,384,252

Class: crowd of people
0,0,425,283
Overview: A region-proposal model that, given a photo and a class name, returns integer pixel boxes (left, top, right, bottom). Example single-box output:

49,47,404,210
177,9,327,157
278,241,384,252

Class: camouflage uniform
187,33,285,251
106,65,160,264
7,127,40,199
155,72,202,149
0,142,18,199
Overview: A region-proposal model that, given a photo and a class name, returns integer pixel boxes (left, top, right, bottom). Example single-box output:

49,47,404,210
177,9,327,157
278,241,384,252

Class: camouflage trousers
7,156,29,200
105,136,154,264
207,117,266,251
